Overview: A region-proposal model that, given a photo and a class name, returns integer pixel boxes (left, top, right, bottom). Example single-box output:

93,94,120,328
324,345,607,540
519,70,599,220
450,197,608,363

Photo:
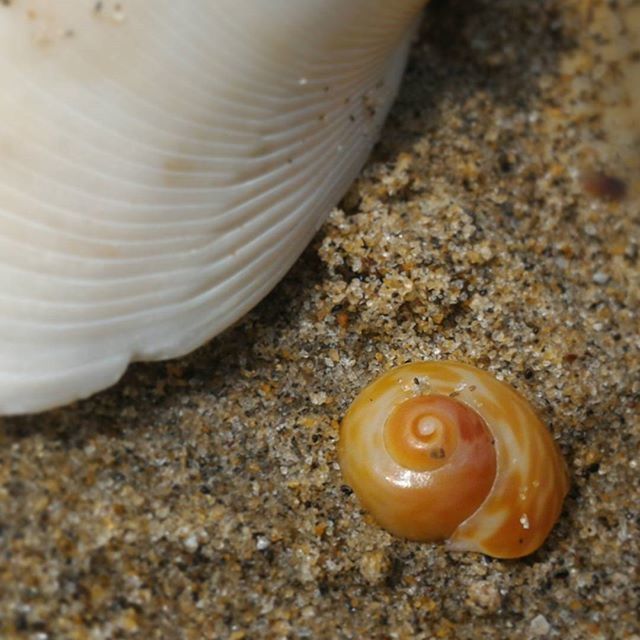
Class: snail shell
339,361,569,558
0,0,427,414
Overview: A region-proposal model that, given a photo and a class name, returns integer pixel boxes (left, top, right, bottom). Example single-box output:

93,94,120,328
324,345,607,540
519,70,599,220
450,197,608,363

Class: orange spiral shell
338,361,569,558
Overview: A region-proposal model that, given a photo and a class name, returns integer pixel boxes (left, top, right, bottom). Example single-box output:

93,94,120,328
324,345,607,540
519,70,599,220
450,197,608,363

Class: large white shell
0,0,426,414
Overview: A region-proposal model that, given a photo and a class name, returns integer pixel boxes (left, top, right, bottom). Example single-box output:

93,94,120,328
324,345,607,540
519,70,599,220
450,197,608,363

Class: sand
0,1,638,638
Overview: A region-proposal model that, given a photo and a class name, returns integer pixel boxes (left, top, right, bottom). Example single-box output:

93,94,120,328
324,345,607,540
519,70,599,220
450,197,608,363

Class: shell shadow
0,244,327,445
373,0,568,163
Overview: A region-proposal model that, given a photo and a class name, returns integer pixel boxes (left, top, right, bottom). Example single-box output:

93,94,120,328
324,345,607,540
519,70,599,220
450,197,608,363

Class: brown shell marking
338,361,569,559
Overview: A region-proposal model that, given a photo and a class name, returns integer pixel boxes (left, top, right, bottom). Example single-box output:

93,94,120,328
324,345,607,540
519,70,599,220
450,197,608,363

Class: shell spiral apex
338,361,569,559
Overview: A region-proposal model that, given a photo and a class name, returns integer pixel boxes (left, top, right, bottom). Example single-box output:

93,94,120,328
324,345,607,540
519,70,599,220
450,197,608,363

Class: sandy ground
1,1,638,638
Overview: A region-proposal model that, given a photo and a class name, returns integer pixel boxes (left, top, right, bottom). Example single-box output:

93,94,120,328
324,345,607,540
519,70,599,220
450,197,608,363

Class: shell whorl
338,361,569,559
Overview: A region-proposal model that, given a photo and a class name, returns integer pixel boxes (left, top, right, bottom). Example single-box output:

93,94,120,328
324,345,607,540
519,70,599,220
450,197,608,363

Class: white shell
0,0,426,414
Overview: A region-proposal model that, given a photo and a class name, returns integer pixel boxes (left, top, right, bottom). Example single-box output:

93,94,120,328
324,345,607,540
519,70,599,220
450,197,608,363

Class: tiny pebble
309,391,328,406
256,536,270,551
183,535,199,553
530,614,551,637
466,580,501,614
358,550,390,584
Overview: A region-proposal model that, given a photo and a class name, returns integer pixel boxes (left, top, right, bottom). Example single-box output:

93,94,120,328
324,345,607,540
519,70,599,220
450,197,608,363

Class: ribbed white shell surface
0,0,426,414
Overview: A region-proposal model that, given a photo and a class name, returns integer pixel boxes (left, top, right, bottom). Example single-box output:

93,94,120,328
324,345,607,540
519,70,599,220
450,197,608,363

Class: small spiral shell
338,361,569,558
